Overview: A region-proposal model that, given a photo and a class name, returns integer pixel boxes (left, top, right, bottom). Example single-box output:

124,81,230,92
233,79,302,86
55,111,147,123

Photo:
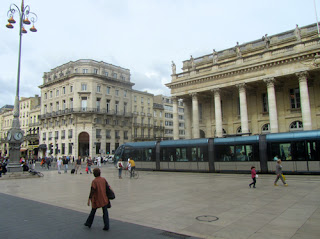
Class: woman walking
249,166,257,188
84,168,111,231
274,159,288,186
117,158,123,179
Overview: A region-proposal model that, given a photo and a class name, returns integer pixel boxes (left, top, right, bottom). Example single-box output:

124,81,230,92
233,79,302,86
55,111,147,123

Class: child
249,166,257,188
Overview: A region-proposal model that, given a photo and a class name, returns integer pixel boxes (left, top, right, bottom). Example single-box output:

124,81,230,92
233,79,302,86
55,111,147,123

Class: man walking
75,156,82,174
63,156,69,173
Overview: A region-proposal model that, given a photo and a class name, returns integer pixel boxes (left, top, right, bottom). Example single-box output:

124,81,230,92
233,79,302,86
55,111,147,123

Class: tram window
270,143,292,161
176,148,187,161
307,141,318,161
216,145,254,162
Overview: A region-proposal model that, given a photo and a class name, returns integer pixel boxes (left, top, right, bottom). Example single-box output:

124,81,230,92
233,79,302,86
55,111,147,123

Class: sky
0,0,319,107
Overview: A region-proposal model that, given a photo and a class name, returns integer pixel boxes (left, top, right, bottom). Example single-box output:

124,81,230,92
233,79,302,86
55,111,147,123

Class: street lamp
6,0,37,172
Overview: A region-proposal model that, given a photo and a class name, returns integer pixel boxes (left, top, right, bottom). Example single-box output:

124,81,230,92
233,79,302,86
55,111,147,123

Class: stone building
131,90,154,141
38,59,135,158
154,95,185,140
0,96,41,158
166,23,320,139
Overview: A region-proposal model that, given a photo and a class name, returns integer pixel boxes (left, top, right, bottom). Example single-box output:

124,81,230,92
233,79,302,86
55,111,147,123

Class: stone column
183,98,192,139
213,89,223,137
296,71,312,130
172,97,179,140
237,83,249,134
264,78,279,133
191,93,200,138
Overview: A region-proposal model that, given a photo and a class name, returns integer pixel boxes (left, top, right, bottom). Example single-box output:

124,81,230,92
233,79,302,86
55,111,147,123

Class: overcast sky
0,0,318,107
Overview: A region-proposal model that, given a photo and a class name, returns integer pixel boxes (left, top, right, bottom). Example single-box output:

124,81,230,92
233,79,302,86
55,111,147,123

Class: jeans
85,205,109,229
118,168,122,178
64,164,68,173
130,166,136,178
249,177,256,187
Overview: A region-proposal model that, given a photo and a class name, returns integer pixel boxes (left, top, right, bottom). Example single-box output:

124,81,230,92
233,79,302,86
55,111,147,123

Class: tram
114,130,320,174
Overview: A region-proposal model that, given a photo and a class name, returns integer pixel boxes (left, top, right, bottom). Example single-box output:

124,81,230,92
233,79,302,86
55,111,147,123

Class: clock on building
14,132,23,141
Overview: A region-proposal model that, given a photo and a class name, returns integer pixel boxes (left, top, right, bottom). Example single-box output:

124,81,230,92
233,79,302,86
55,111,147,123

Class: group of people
116,157,135,179
249,159,288,188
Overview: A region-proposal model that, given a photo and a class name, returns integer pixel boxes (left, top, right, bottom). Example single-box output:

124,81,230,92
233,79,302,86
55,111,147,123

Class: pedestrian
75,156,82,174
57,157,63,174
87,157,93,174
63,156,69,173
274,159,288,186
128,158,136,178
117,158,123,179
249,166,257,188
84,168,111,231
45,157,51,170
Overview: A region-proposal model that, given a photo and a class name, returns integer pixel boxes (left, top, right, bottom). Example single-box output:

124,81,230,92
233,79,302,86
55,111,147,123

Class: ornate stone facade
166,23,320,138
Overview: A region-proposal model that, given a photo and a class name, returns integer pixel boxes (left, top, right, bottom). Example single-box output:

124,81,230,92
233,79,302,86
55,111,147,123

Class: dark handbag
106,181,115,200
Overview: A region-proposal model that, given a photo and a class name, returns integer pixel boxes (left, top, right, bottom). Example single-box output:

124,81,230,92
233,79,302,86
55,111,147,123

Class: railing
40,108,133,119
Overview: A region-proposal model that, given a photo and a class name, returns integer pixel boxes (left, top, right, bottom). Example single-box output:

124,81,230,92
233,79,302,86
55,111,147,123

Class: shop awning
38,144,47,149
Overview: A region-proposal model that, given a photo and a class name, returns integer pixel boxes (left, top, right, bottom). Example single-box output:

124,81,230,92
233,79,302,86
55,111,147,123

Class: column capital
263,77,276,88
296,71,309,81
190,92,198,100
236,83,246,92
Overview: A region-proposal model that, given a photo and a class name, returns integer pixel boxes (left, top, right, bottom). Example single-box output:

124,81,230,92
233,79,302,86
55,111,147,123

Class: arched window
261,123,270,134
289,121,303,131
237,126,242,134
214,128,227,136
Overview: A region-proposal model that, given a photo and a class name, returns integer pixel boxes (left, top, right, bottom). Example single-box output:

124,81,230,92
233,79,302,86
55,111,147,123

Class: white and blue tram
114,130,320,174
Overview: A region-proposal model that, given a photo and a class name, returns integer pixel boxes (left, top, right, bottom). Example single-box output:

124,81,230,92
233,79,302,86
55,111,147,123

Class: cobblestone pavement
1,165,320,239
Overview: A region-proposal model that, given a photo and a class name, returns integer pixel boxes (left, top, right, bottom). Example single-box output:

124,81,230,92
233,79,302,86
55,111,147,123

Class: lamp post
6,0,37,172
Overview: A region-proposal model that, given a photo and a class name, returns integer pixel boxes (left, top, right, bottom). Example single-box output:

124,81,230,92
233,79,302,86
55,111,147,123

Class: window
164,105,173,111
81,97,87,111
70,85,73,92
96,98,101,111
154,110,157,117
56,102,59,111
216,144,256,162
289,121,303,131
124,90,127,97
237,126,242,133
115,89,119,96
94,68,98,74
83,69,88,74
95,142,101,154
61,143,65,155
147,98,150,105
68,129,73,139
262,93,268,112
124,102,127,114
113,73,117,78
106,87,111,94
61,130,65,139
97,85,101,92
165,121,173,126
69,98,73,109
55,131,59,140
106,130,111,139
115,130,120,139
44,93,47,100
68,143,73,155
290,88,300,109
56,89,59,96
165,113,173,118
62,100,66,110
50,91,53,98
63,87,66,94
261,123,270,133
120,75,125,81
105,71,109,77
124,131,128,139
106,99,110,112
134,96,137,102
81,84,87,91
141,97,144,103
96,129,101,138
42,132,46,140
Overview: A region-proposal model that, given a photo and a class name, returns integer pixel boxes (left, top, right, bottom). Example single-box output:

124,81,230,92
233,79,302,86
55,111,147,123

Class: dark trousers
249,177,256,187
130,166,136,178
85,205,109,229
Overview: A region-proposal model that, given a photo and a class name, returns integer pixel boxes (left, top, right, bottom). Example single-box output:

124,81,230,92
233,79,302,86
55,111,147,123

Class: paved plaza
1,164,320,239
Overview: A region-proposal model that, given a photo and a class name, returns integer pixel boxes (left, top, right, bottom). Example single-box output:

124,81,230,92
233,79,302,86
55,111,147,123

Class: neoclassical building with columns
167,23,320,139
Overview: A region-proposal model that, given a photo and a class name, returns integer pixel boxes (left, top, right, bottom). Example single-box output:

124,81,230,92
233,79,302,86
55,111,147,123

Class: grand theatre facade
166,23,320,140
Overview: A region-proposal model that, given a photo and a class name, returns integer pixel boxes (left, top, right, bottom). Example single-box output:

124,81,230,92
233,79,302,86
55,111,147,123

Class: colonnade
172,71,313,139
